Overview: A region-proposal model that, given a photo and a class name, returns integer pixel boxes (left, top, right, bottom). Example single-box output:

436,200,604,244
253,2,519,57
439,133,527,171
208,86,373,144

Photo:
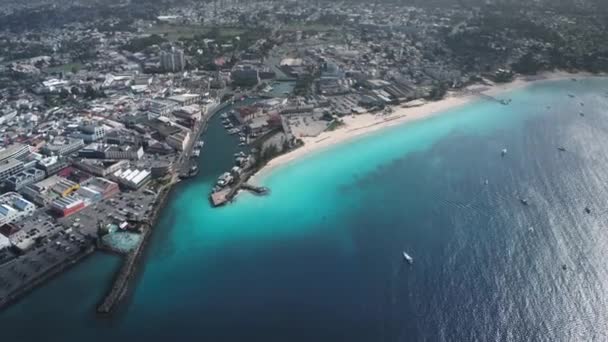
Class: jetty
241,183,270,195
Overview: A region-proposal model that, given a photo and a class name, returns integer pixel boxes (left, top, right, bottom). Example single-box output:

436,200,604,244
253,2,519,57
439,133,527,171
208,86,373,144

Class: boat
580,112,585,117
221,113,228,119
188,165,199,177
520,198,529,206
484,179,489,185
192,148,200,157
402,251,414,264
584,207,591,214
557,147,566,152
568,93,575,98
501,148,508,157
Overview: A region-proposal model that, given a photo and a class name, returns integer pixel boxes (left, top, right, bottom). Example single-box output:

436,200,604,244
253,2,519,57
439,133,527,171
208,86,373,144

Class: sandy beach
253,71,594,180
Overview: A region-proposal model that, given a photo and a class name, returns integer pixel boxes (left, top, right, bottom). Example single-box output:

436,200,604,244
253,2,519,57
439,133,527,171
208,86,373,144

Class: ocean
2,77,608,341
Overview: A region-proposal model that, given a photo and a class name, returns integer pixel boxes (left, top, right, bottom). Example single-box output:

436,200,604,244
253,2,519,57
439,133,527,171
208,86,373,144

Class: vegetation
121,34,166,52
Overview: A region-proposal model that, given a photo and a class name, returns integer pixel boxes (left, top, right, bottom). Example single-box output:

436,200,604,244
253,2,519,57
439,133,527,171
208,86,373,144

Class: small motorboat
501,148,508,157
580,112,585,117
557,147,566,152
520,198,529,206
402,251,414,264
484,179,489,185
584,207,591,214
562,264,568,271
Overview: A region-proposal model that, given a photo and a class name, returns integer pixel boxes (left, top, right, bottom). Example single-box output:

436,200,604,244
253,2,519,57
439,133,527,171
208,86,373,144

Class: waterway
3,78,608,341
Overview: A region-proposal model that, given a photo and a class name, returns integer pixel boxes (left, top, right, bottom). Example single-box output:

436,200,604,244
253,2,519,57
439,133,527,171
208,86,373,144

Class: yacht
402,252,414,264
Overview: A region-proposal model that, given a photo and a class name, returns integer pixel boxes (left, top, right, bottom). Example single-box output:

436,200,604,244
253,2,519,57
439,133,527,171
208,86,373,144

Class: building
0,158,25,182
166,130,191,151
79,144,144,160
0,143,30,163
74,125,106,143
51,178,80,197
112,168,151,189
50,196,85,217
36,156,66,176
0,192,36,226
81,177,119,199
160,48,185,72
5,168,46,191
147,99,178,119
173,106,202,121
73,159,128,177
103,145,144,160
21,175,70,206
42,137,85,156
168,94,200,106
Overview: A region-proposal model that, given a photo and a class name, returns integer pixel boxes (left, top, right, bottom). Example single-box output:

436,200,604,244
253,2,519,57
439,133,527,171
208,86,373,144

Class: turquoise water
3,77,608,341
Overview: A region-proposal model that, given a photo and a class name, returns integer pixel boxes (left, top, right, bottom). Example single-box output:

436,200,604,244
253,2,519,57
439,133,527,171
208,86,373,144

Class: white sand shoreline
251,71,600,181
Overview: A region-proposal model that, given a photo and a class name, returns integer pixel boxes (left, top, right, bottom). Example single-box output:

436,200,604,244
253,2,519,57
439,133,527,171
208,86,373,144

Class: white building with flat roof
0,192,36,226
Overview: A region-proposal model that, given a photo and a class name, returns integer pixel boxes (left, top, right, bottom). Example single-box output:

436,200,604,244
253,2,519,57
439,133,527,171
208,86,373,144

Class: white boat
402,251,413,264
501,148,507,157
197,141,205,148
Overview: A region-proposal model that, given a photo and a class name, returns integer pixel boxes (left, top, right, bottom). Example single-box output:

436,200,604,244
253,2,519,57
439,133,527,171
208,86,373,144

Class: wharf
210,188,231,207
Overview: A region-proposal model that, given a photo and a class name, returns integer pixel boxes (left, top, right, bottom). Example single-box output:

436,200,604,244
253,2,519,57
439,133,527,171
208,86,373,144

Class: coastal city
1,0,608,317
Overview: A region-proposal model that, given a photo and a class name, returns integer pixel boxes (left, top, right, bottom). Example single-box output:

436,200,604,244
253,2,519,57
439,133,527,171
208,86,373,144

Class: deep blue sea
3,78,608,341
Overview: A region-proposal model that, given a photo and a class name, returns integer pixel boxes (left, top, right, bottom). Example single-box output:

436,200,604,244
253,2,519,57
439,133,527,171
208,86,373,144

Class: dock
210,188,231,207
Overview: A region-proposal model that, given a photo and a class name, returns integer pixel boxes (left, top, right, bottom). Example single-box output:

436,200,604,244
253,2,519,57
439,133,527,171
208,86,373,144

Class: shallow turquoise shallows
4,77,608,342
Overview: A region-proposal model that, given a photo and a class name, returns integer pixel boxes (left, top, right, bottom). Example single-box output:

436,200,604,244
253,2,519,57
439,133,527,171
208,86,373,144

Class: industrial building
50,195,85,217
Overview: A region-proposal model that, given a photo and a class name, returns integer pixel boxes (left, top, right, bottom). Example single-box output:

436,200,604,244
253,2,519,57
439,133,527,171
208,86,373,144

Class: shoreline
252,70,598,182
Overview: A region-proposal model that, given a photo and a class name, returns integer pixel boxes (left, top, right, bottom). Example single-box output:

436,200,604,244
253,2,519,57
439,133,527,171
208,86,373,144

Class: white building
166,130,190,151
112,168,151,189
0,192,36,226
160,48,185,72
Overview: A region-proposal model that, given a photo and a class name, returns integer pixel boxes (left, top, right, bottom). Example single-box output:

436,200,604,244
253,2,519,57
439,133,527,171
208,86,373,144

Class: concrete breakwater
96,186,168,314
